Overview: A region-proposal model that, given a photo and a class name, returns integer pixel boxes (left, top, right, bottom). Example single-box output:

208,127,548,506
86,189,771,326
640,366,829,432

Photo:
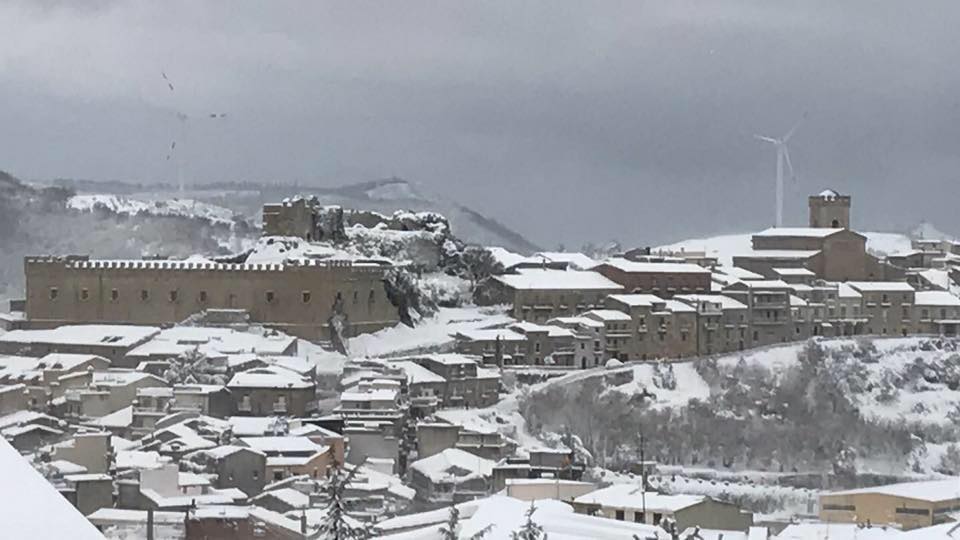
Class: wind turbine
161,71,228,193
755,114,805,227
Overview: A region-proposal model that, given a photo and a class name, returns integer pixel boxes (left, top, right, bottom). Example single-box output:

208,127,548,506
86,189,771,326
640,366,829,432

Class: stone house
226,367,316,417
846,282,916,337
480,268,623,323
186,445,268,496
593,259,711,297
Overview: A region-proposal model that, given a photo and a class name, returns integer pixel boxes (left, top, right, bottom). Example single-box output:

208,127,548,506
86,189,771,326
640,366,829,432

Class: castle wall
24,257,399,340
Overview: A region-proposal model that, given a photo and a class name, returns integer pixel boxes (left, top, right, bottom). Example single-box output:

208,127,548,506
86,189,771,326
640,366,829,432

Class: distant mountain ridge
49,176,541,253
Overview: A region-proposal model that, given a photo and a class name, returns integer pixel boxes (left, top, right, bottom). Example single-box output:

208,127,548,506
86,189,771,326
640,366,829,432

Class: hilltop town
2,188,960,540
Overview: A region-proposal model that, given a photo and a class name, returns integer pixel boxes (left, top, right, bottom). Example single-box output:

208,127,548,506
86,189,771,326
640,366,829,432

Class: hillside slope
521,337,960,479
52,177,541,254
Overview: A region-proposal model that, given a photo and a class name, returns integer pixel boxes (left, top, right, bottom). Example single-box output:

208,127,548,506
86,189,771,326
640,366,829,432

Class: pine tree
510,501,546,540
439,505,492,540
317,464,375,540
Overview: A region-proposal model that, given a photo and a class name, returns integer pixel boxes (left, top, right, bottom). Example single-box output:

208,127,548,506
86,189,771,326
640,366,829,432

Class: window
634,512,644,523
273,471,284,481
353,290,359,304
535,342,541,353
615,510,625,521
302,291,311,303
111,289,119,301
822,504,856,512
80,288,89,301
198,290,208,303
369,290,376,303
49,287,58,300
169,290,178,302
653,513,663,525
895,507,930,516
265,290,275,303
922,309,929,319
140,289,149,302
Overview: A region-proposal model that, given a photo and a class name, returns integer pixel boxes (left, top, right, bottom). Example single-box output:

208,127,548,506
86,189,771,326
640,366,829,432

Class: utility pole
639,427,647,520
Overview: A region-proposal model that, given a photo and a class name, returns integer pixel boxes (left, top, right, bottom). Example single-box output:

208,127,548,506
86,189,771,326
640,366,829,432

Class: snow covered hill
519,336,960,478
67,194,239,227
656,230,926,265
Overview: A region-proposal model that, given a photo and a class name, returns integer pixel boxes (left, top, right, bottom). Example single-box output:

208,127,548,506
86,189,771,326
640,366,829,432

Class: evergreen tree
318,464,375,540
439,504,492,540
510,501,546,540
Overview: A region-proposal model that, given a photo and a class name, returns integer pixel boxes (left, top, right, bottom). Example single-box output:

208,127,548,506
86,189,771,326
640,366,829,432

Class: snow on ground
348,306,511,357
606,363,711,409
68,194,238,227
656,230,919,265
244,236,360,264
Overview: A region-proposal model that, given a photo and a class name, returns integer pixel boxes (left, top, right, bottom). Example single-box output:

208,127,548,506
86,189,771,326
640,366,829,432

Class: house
226,367,316,416
819,477,960,530
913,290,960,336
239,436,333,482
504,478,597,502
846,281,916,337
416,410,513,462
573,484,753,532
674,294,752,354
547,315,606,369
491,448,585,491
173,384,233,417
0,325,160,364
407,447,495,503
62,370,169,419
723,280,797,346
593,259,711,297
409,355,501,408
185,445,268,496
479,268,623,323
123,325,298,365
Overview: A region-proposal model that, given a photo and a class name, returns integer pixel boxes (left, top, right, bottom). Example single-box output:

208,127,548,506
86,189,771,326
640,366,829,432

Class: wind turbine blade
754,134,779,144
782,112,807,143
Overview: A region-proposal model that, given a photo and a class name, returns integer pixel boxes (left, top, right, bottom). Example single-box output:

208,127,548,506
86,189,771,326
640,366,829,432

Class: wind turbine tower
755,114,805,227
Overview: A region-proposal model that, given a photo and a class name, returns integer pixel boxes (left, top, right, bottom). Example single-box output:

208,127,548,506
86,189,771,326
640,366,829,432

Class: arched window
831,219,840,228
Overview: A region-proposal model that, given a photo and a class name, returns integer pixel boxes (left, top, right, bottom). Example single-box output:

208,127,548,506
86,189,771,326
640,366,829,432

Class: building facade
23,256,399,340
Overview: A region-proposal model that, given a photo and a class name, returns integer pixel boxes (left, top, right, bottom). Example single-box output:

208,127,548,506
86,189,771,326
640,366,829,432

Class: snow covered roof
253,487,310,508
776,523,903,539
606,293,666,307
582,309,632,322
755,227,845,238
574,484,705,512
826,477,960,502
493,269,623,291
846,281,915,293
454,328,527,342
226,367,313,389
599,258,710,274
340,387,400,403
740,280,792,289
663,300,696,313
734,249,821,259
389,361,447,384
127,326,296,358
487,246,536,270
773,267,816,276
91,370,167,387
239,436,325,454
533,252,598,270
115,450,170,470
915,291,960,307
818,188,841,198
0,437,119,538
837,282,863,298
0,325,160,348
409,448,495,483
715,266,765,281
789,295,808,307
378,495,669,540
509,321,576,337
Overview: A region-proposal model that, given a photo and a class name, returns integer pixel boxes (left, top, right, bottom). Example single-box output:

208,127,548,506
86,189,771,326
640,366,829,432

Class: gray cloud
1,0,959,247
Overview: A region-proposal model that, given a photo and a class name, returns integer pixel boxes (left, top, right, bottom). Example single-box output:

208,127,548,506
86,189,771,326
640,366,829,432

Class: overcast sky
1,1,958,248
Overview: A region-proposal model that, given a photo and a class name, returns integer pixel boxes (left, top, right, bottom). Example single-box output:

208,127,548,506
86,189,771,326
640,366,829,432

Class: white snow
408,448,495,482
826,477,960,502
494,269,623,291
573,483,704,511
0,325,160,348
349,306,512,357
599,258,711,274
606,363,712,409
68,194,238,227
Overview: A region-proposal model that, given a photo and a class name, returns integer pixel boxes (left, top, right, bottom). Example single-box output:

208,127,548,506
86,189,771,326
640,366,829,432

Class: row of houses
469,266,960,364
